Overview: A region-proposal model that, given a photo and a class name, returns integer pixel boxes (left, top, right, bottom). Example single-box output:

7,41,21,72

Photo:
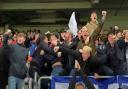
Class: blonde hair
17,33,26,38
80,46,92,53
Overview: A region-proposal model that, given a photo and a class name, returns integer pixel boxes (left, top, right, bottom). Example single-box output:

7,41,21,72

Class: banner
118,76,128,89
51,76,128,89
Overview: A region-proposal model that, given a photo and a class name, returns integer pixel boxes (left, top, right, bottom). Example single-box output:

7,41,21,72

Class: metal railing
38,76,52,89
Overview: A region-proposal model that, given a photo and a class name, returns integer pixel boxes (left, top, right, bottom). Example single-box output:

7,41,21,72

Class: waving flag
27,50,32,62
68,12,78,37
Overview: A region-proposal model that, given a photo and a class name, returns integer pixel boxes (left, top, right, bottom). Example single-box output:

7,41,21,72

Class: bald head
75,82,86,89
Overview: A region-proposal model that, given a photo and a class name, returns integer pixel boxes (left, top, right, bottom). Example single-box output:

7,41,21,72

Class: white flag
68,12,78,37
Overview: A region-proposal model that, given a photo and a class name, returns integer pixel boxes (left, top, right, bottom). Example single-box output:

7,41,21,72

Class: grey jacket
3,34,29,79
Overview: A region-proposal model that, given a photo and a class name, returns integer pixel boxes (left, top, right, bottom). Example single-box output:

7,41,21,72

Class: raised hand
5,29,11,35
75,60,81,71
54,46,59,53
102,11,107,17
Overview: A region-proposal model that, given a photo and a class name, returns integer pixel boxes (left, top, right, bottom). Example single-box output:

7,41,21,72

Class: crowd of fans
0,10,128,89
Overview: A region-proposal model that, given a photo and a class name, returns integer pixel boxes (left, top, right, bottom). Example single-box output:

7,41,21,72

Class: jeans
8,76,24,89
51,65,63,76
